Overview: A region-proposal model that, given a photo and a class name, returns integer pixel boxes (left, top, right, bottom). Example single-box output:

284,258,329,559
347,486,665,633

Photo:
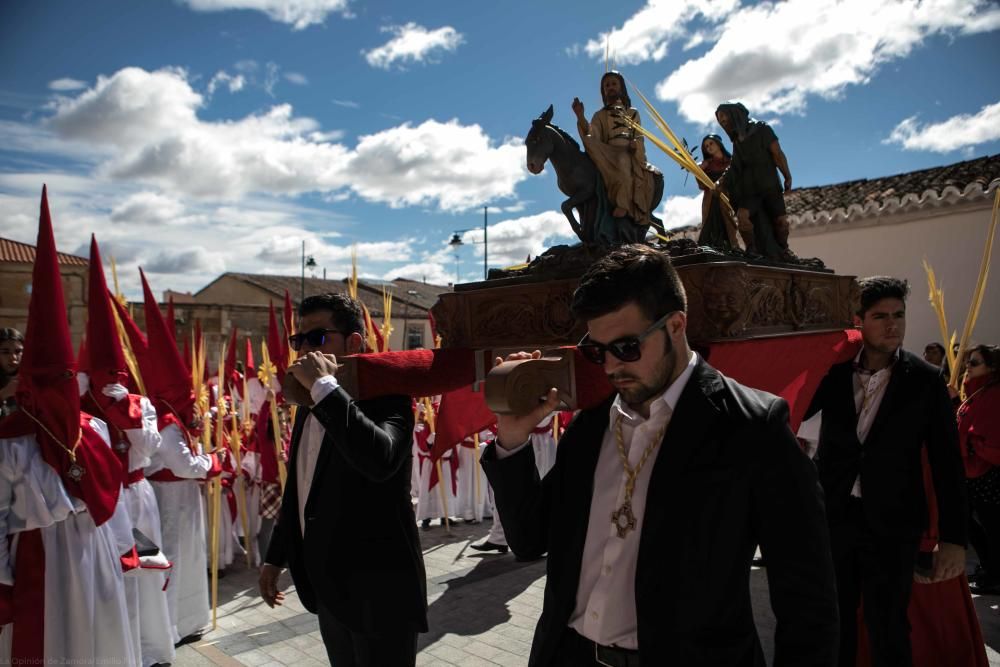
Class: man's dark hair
298,293,365,336
856,276,909,317
571,244,686,323
0,328,23,344
924,342,946,356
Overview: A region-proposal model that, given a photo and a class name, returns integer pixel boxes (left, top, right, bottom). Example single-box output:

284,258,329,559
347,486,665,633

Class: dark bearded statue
715,102,795,260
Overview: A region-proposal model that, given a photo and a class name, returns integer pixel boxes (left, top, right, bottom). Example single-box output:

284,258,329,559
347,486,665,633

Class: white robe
530,415,558,480
414,432,458,522
120,396,177,665
454,430,492,522
240,449,262,567
206,456,242,571
0,418,136,665
146,423,214,640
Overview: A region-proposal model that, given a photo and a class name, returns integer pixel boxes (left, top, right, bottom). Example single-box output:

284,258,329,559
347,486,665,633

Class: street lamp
301,240,316,303
449,205,489,281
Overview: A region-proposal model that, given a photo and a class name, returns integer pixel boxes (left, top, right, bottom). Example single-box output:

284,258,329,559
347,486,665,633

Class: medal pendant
68,462,86,481
611,501,637,538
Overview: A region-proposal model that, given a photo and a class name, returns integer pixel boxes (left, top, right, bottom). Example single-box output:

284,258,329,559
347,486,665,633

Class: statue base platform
431,242,856,350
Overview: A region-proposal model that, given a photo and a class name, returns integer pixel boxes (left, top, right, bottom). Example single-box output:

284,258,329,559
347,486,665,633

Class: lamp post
300,241,316,303
449,205,489,282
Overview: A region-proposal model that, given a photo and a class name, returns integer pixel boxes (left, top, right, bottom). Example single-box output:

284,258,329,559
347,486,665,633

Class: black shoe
421,518,432,530
470,541,509,554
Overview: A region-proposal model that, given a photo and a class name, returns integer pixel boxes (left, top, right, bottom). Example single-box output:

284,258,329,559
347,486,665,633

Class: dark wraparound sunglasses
288,328,345,351
967,359,983,368
577,312,676,364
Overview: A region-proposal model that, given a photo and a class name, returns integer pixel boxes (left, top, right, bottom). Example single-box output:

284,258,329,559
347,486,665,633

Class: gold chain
614,414,667,503
20,408,82,463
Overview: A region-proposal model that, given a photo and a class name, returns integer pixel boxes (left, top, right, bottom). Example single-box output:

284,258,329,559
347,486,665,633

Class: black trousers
830,501,919,667
970,499,1000,580
317,602,417,667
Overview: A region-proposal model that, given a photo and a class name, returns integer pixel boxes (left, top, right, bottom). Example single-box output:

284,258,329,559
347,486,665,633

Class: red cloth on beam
429,329,860,458
704,329,862,431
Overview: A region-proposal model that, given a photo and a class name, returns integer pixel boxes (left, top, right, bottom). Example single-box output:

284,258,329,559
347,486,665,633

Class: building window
406,324,424,350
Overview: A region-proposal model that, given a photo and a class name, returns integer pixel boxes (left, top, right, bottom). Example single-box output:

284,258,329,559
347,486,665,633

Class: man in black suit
806,276,967,666
259,293,426,666
483,244,839,666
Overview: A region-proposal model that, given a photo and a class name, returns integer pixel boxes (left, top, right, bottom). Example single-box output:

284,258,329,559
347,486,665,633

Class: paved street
176,520,1000,666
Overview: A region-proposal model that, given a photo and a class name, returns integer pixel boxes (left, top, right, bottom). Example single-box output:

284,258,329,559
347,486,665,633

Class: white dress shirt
566,350,697,648
850,346,896,498
297,375,339,536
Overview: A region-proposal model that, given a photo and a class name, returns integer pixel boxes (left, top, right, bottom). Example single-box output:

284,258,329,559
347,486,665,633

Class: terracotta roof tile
786,153,1000,218
0,237,89,266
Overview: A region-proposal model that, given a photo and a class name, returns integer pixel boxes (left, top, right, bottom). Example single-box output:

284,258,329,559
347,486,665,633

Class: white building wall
789,201,999,354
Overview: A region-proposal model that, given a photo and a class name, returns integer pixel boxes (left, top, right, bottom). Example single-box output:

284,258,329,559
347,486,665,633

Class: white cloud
48,78,88,92
110,191,186,224
41,67,526,209
178,0,350,29
657,194,703,230
384,262,455,286
0,175,369,297
587,0,1000,124
582,0,738,65
884,100,1000,152
284,71,308,86
363,23,463,70
346,119,526,210
332,98,360,109
145,247,219,273
434,211,577,270
206,71,246,95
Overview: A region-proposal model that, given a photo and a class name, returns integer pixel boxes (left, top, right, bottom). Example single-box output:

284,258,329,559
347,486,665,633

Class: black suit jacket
482,359,839,666
265,387,428,633
806,349,967,545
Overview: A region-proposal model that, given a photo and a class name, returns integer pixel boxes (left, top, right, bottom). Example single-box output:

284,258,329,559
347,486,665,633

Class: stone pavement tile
232,648,274,666
286,632,323,651
436,633,474,649
416,654,458,667
427,644,498,667
262,643,311,662
476,630,533,657
211,636,258,655
462,637,513,663
488,651,528,667
424,643,475,664
303,641,331,661
172,645,216,665
497,623,536,644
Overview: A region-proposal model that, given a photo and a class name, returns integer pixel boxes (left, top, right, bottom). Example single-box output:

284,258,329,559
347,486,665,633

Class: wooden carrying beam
483,350,577,415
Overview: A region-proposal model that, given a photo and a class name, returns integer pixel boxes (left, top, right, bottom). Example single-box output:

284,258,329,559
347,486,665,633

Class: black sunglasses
577,312,675,365
967,359,983,368
288,328,345,351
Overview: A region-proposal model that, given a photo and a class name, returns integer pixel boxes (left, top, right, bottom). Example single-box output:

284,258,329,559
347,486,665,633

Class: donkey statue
525,104,663,245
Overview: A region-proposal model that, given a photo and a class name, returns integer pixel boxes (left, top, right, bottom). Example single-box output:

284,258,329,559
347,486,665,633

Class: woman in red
957,344,1000,593
696,134,738,250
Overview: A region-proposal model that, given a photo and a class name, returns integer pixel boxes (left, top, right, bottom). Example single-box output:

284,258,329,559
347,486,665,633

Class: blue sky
1,0,999,298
